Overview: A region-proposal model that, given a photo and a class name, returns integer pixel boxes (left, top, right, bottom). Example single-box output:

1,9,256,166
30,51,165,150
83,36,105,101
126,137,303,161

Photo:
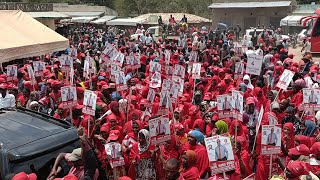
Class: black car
0,108,80,180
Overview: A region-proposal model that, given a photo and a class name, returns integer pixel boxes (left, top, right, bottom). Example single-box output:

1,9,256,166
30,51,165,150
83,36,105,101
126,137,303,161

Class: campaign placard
149,116,170,145
114,71,128,91
159,90,170,108
204,135,235,175
268,112,279,125
276,69,294,90
256,106,264,134
164,66,173,79
82,90,97,116
231,90,244,121
173,64,185,79
150,72,162,88
169,81,180,102
189,51,198,62
33,61,45,77
103,43,115,56
246,54,263,75
150,61,161,73
6,65,17,81
113,52,124,67
303,88,320,110
172,76,184,96
27,65,35,84
162,79,172,92
217,94,233,118
59,55,73,72
164,49,171,64
105,142,125,168
261,125,282,155
126,54,141,69
147,88,156,104
234,62,244,79
191,63,202,79
67,47,78,59
61,86,77,109
110,63,121,82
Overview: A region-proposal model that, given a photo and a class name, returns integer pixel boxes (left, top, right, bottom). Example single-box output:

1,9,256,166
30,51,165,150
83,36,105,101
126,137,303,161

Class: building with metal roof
134,13,211,25
208,0,297,30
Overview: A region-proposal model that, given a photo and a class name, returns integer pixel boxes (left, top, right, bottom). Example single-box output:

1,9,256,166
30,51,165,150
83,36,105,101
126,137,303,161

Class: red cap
58,103,64,109
174,104,184,113
54,174,78,180
311,142,320,155
246,97,255,106
108,130,120,141
212,114,219,121
140,99,148,105
12,172,37,180
288,144,310,156
203,92,212,101
0,83,7,89
75,104,83,109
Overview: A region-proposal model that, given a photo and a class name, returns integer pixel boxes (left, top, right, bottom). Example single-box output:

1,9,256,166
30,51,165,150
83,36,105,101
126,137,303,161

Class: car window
249,30,262,36
148,28,156,35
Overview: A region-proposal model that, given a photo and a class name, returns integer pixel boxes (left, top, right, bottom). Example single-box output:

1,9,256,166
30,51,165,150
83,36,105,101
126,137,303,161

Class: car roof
0,108,78,161
246,29,273,32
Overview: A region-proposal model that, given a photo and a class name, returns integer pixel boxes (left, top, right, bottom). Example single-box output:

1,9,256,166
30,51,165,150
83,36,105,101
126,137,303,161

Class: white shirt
0,93,16,109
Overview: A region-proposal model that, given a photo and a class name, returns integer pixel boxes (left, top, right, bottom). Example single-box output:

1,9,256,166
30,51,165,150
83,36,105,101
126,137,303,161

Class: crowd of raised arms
4,21,319,180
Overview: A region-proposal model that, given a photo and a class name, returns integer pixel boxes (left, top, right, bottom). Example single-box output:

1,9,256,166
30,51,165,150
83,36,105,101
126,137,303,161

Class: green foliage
113,0,212,18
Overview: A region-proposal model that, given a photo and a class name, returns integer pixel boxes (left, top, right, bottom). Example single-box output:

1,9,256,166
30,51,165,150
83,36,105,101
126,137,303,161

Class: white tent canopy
106,18,146,26
91,15,116,24
280,15,305,26
0,10,69,62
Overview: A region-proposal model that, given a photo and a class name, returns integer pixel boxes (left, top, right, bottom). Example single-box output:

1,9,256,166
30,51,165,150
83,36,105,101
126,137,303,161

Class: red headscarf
229,120,244,138
181,150,200,180
193,119,205,133
283,122,295,150
296,135,312,148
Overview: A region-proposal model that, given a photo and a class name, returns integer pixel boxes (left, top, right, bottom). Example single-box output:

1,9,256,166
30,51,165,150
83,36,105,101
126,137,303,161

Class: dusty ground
289,44,320,62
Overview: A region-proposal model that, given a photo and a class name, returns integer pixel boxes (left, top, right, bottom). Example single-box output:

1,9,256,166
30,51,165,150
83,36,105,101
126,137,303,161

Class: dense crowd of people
5,18,320,180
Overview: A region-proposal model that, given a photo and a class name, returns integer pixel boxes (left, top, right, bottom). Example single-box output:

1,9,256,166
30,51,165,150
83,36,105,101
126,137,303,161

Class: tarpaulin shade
0,10,69,62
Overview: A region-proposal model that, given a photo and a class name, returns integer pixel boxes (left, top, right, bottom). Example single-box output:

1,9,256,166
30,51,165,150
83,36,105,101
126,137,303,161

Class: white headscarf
243,74,254,90
138,129,150,154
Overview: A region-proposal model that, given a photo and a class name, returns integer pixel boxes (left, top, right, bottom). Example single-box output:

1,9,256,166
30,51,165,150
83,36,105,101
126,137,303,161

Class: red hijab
283,122,295,150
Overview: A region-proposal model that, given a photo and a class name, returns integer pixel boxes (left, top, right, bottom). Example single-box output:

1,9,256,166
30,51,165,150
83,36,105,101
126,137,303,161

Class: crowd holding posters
205,135,235,174
6,21,320,180
82,90,97,116
246,54,263,75
61,86,77,109
6,65,17,81
261,125,282,155
149,116,170,145
276,69,294,90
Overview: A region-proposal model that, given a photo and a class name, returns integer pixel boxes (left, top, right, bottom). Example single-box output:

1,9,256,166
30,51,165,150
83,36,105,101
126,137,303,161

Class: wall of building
211,7,289,30
36,18,55,30
53,3,118,16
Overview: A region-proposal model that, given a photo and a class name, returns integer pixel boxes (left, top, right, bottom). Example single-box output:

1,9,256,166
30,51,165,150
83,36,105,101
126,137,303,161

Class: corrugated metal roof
106,18,146,26
134,13,211,24
91,15,116,24
59,11,104,17
208,1,292,8
27,11,71,19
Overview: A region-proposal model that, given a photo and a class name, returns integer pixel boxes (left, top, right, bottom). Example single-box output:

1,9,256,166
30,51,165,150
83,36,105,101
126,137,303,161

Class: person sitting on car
0,83,15,109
